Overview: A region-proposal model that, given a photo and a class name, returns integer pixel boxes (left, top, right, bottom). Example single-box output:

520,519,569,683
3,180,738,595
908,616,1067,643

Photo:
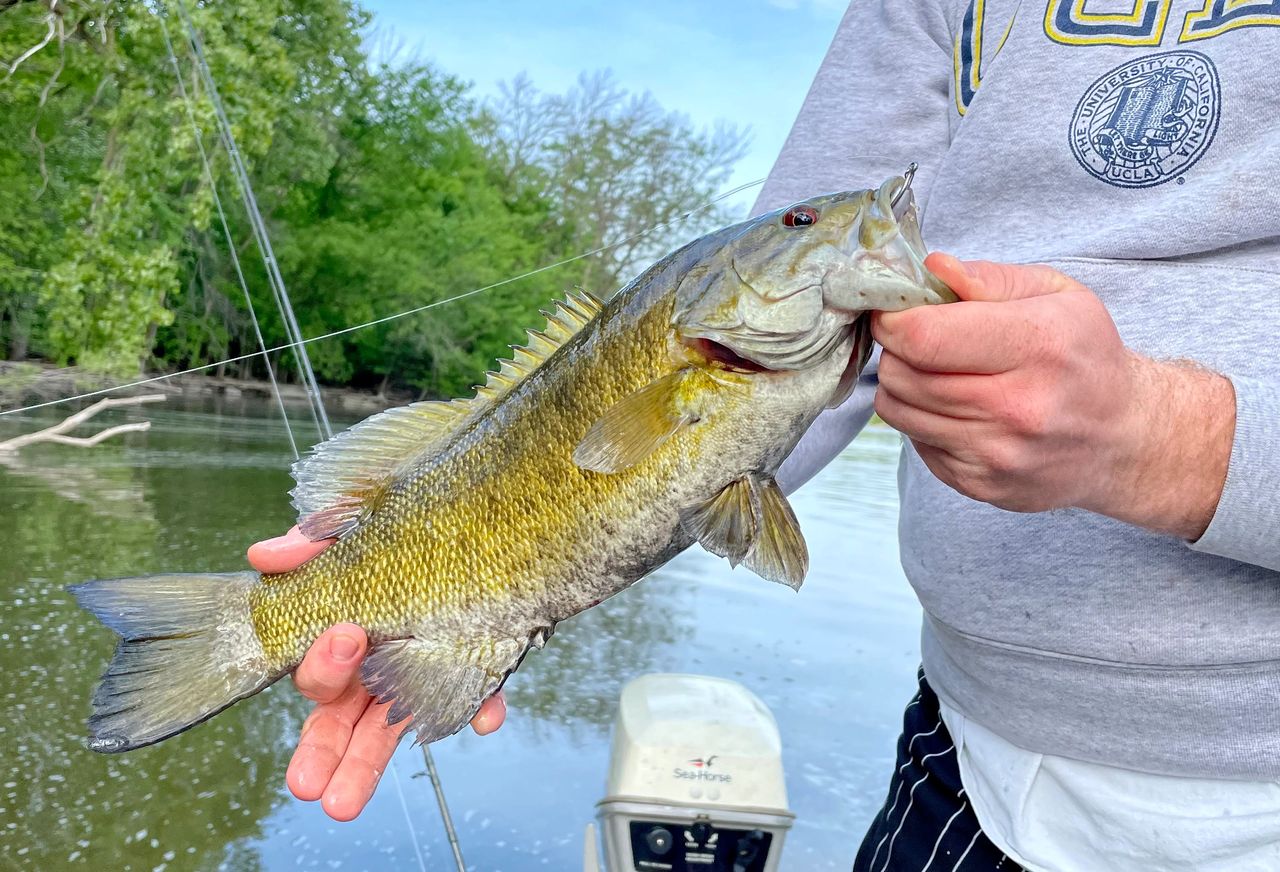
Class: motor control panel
628,820,772,872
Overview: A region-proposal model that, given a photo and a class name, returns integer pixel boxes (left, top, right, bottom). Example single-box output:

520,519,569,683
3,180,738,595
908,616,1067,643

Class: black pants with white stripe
852,669,1025,872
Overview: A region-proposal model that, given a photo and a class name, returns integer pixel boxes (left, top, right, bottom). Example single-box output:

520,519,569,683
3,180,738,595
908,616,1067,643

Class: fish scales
72,172,955,752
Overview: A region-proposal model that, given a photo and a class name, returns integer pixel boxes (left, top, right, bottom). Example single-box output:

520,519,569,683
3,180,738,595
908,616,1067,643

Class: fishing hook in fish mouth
889,162,919,211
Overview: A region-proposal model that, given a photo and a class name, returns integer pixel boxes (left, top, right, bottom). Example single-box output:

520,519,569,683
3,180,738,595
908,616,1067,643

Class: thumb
247,525,334,574
293,624,368,704
925,252,1083,303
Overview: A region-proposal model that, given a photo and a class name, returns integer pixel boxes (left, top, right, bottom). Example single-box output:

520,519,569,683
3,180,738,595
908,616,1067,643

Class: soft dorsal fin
291,400,477,539
292,289,605,540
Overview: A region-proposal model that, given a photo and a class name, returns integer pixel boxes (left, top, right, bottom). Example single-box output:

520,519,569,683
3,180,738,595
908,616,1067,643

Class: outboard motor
584,674,794,872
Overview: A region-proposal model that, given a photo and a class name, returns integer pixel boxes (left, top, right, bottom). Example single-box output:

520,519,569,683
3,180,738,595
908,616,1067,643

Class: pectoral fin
682,475,809,589
362,634,527,744
573,371,697,474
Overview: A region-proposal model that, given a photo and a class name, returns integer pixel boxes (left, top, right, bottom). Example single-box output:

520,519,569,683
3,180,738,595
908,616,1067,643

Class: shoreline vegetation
0,2,748,414
0,360,399,417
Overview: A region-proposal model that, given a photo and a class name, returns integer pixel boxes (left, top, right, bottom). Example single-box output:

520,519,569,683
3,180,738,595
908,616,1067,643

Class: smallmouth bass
73,172,953,751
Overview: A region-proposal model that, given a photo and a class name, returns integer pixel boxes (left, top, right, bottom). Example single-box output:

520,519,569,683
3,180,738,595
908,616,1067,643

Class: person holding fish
75,2,1278,870
261,1,1280,867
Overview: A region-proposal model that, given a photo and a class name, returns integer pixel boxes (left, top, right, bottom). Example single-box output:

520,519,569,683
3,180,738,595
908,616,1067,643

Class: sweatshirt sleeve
754,0,955,492
1188,375,1280,572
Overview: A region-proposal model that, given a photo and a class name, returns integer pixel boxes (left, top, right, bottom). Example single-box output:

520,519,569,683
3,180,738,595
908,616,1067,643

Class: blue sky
360,0,847,213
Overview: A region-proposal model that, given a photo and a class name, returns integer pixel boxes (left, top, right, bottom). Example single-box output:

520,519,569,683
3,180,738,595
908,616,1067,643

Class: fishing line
5,5,767,868
0,175,765,418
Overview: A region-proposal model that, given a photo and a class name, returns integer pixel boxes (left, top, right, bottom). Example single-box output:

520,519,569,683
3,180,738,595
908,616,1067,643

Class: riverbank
0,361,403,417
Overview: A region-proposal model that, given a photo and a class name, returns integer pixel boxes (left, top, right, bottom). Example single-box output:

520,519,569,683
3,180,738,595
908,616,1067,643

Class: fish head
673,173,955,373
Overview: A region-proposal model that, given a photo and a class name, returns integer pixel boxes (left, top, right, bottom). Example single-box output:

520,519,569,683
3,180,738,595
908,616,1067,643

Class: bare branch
31,9,65,197
0,393,165,453
41,422,152,446
2,0,58,83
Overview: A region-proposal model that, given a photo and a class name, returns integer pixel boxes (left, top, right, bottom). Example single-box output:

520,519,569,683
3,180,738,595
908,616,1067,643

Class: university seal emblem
1070,51,1220,189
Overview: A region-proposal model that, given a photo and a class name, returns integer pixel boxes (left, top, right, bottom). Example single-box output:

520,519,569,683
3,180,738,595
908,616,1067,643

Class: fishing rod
172,0,331,439
156,12,298,459
164,4,445,869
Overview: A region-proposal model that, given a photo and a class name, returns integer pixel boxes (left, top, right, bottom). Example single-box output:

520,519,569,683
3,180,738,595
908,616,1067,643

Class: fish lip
830,179,942,303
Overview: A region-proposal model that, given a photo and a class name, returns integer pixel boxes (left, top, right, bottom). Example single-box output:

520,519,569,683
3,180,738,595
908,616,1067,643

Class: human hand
247,527,507,821
871,253,1234,539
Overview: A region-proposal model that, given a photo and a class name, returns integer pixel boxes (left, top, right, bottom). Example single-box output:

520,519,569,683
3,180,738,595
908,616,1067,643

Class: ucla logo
1069,51,1220,189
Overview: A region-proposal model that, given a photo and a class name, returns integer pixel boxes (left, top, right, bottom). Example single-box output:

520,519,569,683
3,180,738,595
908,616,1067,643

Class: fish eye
782,205,819,228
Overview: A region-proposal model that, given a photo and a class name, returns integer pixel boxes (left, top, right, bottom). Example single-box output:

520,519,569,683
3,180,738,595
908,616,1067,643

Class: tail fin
70,572,278,753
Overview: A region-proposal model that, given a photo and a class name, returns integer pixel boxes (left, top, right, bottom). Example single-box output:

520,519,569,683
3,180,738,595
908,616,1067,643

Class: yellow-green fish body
74,173,954,751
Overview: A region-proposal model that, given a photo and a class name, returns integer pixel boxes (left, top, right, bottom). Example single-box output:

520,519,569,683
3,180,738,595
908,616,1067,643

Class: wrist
1082,353,1235,539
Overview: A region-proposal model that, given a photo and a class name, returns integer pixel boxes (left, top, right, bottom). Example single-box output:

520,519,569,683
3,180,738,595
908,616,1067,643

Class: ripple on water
0,403,920,871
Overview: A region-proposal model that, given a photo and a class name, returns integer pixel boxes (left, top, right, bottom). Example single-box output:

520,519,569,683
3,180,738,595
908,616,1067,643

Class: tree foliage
0,1,745,399
479,70,750,294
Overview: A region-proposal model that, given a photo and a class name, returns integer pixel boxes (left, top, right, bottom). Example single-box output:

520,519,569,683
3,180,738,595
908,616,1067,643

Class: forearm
1080,353,1235,541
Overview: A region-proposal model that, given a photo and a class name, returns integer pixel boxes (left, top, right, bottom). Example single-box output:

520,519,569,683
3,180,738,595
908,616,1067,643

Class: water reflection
0,400,920,871
508,566,695,738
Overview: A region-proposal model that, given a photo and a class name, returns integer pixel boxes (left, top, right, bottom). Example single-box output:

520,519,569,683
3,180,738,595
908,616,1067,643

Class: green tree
0,4,745,400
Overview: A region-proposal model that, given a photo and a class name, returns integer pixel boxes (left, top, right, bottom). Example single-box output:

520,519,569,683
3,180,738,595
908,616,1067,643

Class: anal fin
362,634,527,744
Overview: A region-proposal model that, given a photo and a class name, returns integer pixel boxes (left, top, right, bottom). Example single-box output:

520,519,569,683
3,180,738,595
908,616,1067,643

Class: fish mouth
685,336,776,373
673,170,952,375
681,316,852,375
827,174,956,312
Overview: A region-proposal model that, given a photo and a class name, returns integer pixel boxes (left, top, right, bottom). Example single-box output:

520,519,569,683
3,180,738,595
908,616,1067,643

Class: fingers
294,624,368,704
320,700,406,822
287,682,373,802
877,351,990,420
873,256,1083,374
247,525,335,574
471,692,506,735
873,295,1067,374
925,253,1082,303
317,692,510,820
875,384,976,453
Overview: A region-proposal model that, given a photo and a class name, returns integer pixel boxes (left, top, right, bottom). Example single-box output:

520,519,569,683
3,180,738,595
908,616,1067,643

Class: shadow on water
0,399,921,871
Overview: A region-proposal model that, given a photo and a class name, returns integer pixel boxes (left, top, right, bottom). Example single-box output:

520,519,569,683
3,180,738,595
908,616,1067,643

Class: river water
0,399,922,871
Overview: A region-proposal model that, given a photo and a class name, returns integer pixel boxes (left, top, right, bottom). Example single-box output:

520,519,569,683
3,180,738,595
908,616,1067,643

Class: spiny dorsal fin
293,289,605,540
474,288,605,404
292,400,477,540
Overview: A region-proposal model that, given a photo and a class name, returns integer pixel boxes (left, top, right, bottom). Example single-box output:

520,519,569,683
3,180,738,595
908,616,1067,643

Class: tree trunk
8,329,28,361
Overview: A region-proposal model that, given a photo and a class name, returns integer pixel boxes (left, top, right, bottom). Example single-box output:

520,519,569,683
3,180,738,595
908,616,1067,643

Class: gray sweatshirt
759,0,1280,778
